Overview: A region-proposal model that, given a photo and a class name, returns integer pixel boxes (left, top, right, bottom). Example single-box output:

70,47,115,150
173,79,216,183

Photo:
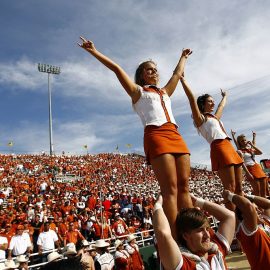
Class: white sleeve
36,234,42,246
26,234,32,247
125,245,134,254
8,237,14,250
52,231,59,241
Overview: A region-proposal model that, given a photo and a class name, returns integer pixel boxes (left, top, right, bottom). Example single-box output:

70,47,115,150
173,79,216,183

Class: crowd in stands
0,152,268,269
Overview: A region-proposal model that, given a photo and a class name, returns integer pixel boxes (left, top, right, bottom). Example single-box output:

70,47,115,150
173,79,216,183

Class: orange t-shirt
64,230,84,244
236,224,270,270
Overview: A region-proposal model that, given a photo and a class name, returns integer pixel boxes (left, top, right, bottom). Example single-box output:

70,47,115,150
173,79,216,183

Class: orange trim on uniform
247,163,267,179
236,226,270,269
144,122,190,164
210,139,243,171
143,86,171,122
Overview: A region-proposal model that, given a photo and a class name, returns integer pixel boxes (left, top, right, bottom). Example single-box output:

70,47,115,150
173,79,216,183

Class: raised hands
220,88,227,97
231,129,236,137
181,48,193,58
77,36,96,53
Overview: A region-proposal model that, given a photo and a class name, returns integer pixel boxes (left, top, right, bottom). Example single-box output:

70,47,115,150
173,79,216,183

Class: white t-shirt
40,182,48,191
37,230,58,251
0,236,8,259
9,233,32,256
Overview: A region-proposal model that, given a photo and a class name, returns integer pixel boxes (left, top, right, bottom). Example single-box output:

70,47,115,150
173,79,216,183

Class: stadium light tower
38,63,61,156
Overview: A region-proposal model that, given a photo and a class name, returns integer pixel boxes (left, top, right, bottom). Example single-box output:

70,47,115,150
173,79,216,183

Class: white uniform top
37,229,58,251
237,149,256,166
133,86,177,127
197,114,228,144
0,236,8,259
125,243,139,254
176,232,229,270
115,250,130,259
97,252,115,270
9,233,32,255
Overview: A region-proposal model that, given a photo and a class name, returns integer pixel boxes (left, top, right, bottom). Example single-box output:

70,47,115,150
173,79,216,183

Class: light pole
38,63,61,156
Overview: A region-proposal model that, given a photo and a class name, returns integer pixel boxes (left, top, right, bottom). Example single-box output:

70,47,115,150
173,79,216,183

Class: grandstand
0,152,266,269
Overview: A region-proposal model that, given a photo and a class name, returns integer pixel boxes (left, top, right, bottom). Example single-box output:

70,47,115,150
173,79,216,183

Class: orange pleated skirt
247,163,267,179
210,138,243,171
144,123,190,164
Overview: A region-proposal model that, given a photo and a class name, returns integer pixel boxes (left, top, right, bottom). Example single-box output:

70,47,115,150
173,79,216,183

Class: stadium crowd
0,153,268,269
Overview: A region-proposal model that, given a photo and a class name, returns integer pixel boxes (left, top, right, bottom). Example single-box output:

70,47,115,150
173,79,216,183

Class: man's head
176,208,211,255
16,224,24,235
44,222,50,232
68,222,75,231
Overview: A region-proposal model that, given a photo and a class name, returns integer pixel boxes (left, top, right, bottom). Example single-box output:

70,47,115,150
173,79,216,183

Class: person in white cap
42,256,84,270
47,251,63,263
76,240,95,270
114,239,131,270
3,259,19,270
0,235,8,261
63,242,77,258
94,240,114,270
16,254,29,270
125,235,144,270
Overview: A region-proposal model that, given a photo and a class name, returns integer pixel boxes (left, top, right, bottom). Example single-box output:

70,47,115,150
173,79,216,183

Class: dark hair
176,208,209,246
134,60,156,86
197,94,211,113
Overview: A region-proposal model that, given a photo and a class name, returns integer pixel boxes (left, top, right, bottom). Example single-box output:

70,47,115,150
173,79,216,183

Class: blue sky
0,0,270,166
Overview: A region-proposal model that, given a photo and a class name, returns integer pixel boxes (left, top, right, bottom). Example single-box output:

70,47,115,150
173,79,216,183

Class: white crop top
197,114,229,144
132,86,177,127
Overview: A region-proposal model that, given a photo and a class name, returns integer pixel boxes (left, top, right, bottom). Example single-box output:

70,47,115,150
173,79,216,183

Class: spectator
40,181,48,195
114,239,131,270
141,223,153,246
112,214,129,239
87,244,99,265
93,239,114,270
142,211,152,227
125,235,144,270
76,240,95,270
64,222,85,246
37,222,60,262
41,256,86,270
58,215,69,244
64,242,77,258
0,235,8,261
47,251,63,263
16,254,29,270
30,215,42,252
0,224,15,248
3,259,19,269
95,213,113,240
8,225,32,259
